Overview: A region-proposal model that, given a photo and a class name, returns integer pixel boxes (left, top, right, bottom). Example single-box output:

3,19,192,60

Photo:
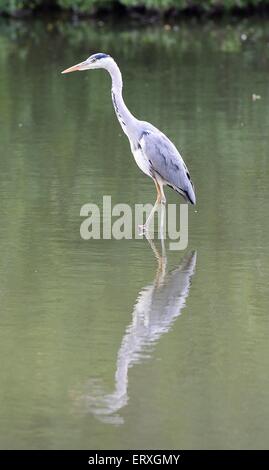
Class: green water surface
0,18,268,449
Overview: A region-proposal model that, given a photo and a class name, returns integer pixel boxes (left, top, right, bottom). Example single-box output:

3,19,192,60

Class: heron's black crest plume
91,53,110,61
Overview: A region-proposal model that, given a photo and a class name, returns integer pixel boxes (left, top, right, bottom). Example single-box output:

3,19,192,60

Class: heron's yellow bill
61,62,85,74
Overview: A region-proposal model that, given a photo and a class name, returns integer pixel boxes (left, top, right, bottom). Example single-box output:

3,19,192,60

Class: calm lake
0,17,268,449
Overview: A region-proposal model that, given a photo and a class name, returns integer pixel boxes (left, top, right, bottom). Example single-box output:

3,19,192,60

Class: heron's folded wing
139,130,196,204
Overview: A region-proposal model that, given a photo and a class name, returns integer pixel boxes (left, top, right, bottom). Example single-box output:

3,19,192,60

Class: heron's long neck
108,62,137,135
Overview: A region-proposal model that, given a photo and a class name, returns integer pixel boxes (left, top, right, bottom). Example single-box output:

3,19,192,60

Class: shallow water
0,18,269,449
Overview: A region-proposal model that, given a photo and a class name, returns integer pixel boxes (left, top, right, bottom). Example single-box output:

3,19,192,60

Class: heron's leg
138,200,159,235
154,178,166,204
143,179,162,229
154,179,162,204
156,179,166,205
138,179,164,234
159,201,166,239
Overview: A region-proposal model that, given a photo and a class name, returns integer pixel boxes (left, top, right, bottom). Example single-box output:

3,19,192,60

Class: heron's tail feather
168,184,196,205
184,185,196,205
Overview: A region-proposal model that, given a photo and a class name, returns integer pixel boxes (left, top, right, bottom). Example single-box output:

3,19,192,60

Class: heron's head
61,53,112,74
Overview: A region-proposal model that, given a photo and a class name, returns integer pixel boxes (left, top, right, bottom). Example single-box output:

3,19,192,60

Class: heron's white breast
131,147,152,177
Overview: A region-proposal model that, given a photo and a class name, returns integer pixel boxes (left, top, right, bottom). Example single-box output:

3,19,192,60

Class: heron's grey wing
139,129,196,204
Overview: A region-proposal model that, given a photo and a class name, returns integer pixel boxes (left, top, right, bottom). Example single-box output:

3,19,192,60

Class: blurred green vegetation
0,0,269,16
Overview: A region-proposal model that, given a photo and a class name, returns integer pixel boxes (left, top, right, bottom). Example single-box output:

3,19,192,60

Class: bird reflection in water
82,237,197,425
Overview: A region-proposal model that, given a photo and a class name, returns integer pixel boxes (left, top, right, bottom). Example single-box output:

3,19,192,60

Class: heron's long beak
61,61,88,74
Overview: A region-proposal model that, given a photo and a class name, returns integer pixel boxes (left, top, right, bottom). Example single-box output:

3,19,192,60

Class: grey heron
62,53,196,215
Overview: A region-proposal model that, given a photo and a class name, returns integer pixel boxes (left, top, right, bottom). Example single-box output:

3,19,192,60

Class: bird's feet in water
138,224,149,236
138,198,166,236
